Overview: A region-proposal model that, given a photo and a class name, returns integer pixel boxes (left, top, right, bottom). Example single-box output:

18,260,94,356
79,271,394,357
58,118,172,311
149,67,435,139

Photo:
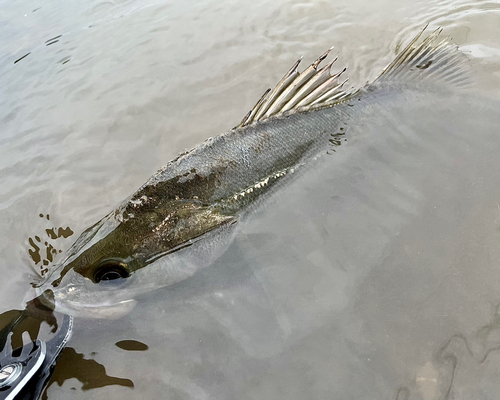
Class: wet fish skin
36,28,470,318
38,106,349,318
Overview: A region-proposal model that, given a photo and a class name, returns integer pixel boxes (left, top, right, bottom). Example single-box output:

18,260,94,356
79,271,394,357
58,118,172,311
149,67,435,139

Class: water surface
1,0,500,399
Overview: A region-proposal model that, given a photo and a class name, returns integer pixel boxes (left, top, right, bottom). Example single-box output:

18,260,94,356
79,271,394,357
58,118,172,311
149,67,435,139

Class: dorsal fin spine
264,64,321,117
243,89,271,127
294,66,343,108
249,59,302,124
378,27,427,76
262,48,334,118
309,72,347,106
294,75,336,108
321,79,349,103
236,46,352,129
281,57,338,110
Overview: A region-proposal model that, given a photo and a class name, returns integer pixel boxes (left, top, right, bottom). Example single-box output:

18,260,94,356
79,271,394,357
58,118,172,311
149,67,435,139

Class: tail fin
370,27,471,90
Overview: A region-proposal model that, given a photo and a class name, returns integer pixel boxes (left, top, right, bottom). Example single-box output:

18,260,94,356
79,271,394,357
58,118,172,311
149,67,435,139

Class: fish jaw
51,297,138,319
34,219,238,319
35,269,138,319
33,233,231,320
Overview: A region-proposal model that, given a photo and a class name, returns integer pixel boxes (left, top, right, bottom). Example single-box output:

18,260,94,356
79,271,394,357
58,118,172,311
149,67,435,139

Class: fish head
36,197,236,318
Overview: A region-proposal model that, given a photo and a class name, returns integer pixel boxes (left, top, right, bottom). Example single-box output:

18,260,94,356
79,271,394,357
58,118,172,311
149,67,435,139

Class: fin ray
372,27,471,89
236,48,351,128
251,58,302,122
236,26,470,129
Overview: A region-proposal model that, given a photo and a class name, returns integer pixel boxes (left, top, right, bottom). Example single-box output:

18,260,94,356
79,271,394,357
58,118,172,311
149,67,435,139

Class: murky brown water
2,0,500,399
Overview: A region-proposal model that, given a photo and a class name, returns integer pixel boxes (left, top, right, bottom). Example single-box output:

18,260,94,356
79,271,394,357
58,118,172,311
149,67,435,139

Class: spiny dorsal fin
237,48,351,129
371,27,471,89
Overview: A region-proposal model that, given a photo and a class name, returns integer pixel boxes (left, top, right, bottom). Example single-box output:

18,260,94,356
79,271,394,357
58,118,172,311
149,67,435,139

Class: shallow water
1,0,500,399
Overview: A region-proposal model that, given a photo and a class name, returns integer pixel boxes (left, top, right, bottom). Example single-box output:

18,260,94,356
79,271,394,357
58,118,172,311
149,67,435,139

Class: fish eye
94,260,130,283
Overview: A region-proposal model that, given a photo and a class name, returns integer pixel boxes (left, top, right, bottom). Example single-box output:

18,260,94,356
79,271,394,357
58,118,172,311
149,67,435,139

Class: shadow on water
0,295,135,399
0,213,135,398
0,296,58,354
27,213,74,277
41,347,134,399
392,302,500,400
115,340,149,351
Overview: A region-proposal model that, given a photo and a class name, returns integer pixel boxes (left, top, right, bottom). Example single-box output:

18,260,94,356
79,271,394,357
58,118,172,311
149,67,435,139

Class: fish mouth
36,288,137,320
54,299,137,319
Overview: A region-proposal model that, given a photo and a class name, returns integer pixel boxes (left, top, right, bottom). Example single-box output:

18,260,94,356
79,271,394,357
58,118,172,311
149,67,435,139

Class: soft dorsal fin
236,48,351,128
371,27,471,89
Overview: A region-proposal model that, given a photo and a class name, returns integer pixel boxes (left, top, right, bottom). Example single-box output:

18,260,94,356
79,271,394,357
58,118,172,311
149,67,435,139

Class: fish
35,27,470,318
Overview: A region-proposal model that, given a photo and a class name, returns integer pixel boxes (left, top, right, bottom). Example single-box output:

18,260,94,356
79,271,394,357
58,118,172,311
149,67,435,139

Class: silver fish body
36,28,470,318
